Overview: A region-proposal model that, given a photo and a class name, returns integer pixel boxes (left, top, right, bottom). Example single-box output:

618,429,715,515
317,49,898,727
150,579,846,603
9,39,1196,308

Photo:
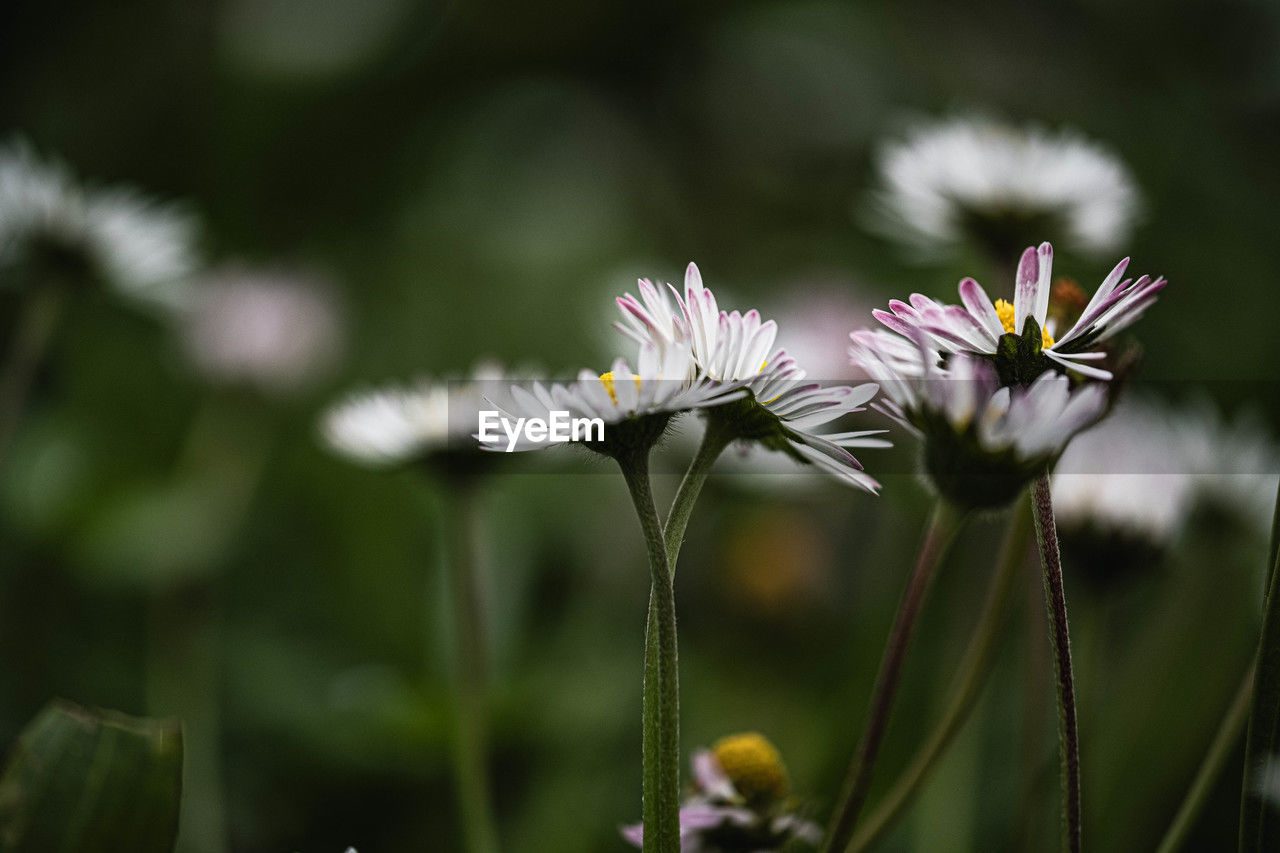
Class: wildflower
0,138,199,310
851,330,1107,508
622,733,822,852
872,241,1165,381
322,363,510,470
866,115,1140,260
617,263,888,491
179,268,344,396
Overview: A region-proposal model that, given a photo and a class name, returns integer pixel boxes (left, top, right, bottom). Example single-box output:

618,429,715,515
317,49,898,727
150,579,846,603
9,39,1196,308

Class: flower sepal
993,315,1053,387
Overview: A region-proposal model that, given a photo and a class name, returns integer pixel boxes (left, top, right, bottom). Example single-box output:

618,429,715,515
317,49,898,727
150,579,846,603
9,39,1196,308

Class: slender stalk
620,450,680,853
442,481,499,853
850,503,1033,851
1030,474,1081,853
639,419,733,850
1156,657,1255,853
823,501,967,853
0,285,66,466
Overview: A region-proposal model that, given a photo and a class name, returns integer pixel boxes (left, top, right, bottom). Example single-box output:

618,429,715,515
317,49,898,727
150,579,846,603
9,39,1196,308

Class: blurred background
2,0,1280,850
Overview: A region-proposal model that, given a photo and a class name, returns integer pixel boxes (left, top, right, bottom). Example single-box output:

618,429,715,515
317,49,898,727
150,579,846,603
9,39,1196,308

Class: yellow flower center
712,732,790,803
599,371,641,405
994,299,1054,348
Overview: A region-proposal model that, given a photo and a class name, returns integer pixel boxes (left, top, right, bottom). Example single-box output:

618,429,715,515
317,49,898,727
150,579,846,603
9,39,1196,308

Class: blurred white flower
768,283,875,382
0,138,199,309
867,115,1140,259
1053,397,1280,546
873,242,1166,381
180,269,344,395
323,363,509,467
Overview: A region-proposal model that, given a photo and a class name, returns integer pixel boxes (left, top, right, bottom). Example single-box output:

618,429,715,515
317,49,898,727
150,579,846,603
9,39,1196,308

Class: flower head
851,330,1107,508
873,242,1165,381
322,363,509,470
478,342,744,458
617,263,888,491
622,733,821,852
1052,396,1279,552
179,268,344,395
867,115,1141,259
0,138,199,310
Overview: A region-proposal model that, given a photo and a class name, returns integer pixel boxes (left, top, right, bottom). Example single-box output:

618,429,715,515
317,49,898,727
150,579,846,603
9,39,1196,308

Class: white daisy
179,268,344,395
618,264,887,491
867,114,1141,258
0,138,199,310
873,241,1166,380
478,342,743,454
322,363,508,467
851,330,1107,508
1052,396,1279,546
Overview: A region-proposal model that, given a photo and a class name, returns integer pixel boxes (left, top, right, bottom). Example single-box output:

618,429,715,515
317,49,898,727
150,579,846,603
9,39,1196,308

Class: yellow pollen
712,732,790,803
994,299,1054,348
599,371,641,405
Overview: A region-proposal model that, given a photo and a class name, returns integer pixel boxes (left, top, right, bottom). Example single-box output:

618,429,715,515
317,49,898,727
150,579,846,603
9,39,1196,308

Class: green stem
849,502,1033,851
0,285,66,467
620,450,680,853
822,500,967,853
1030,474,1081,853
443,481,499,853
1156,657,1255,853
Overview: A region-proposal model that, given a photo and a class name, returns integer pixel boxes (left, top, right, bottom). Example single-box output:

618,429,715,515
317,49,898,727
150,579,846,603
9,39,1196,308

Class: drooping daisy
0,138,200,311
617,263,888,491
866,114,1141,260
873,241,1166,381
851,330,1107,508
477,342,745,457
179,268,344,396
622,732,822,852
322,363,511,469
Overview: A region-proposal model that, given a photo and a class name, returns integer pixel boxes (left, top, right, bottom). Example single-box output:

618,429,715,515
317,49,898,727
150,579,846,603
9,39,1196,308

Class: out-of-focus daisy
768,284,876,383
873,241,1165,381
179,268,344,396
1053,396,1279,551
617,264,888,491
622,732,822,852
851,331,1107,508
322,363,511,469
0,138,199,310
866,115,1141,260
478,342,744,457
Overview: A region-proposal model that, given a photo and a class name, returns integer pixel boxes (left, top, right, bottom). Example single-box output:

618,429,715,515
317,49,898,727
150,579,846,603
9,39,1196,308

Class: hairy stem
850,503,1032,851
1030,474,1081,853
823,501,966,853
621,451,680,853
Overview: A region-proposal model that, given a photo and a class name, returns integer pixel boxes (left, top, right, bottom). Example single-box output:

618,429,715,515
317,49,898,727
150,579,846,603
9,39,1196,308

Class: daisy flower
322,363,510,469
179,268,344,396
477,342,744,457
0,138,199,311
617,263,888,491
866,114,1141,259
851,330,1107,508
1052,396,1279,549
622,732,822,852
873,241,1166,381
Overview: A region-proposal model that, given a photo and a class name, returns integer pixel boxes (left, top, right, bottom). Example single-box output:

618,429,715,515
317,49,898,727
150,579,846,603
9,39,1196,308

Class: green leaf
1240,482,1280,850
0,700,183,852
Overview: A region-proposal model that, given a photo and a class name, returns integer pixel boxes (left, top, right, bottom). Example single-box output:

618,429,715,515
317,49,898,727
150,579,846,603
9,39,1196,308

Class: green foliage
0,701,183,853
1240,484,1280,850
